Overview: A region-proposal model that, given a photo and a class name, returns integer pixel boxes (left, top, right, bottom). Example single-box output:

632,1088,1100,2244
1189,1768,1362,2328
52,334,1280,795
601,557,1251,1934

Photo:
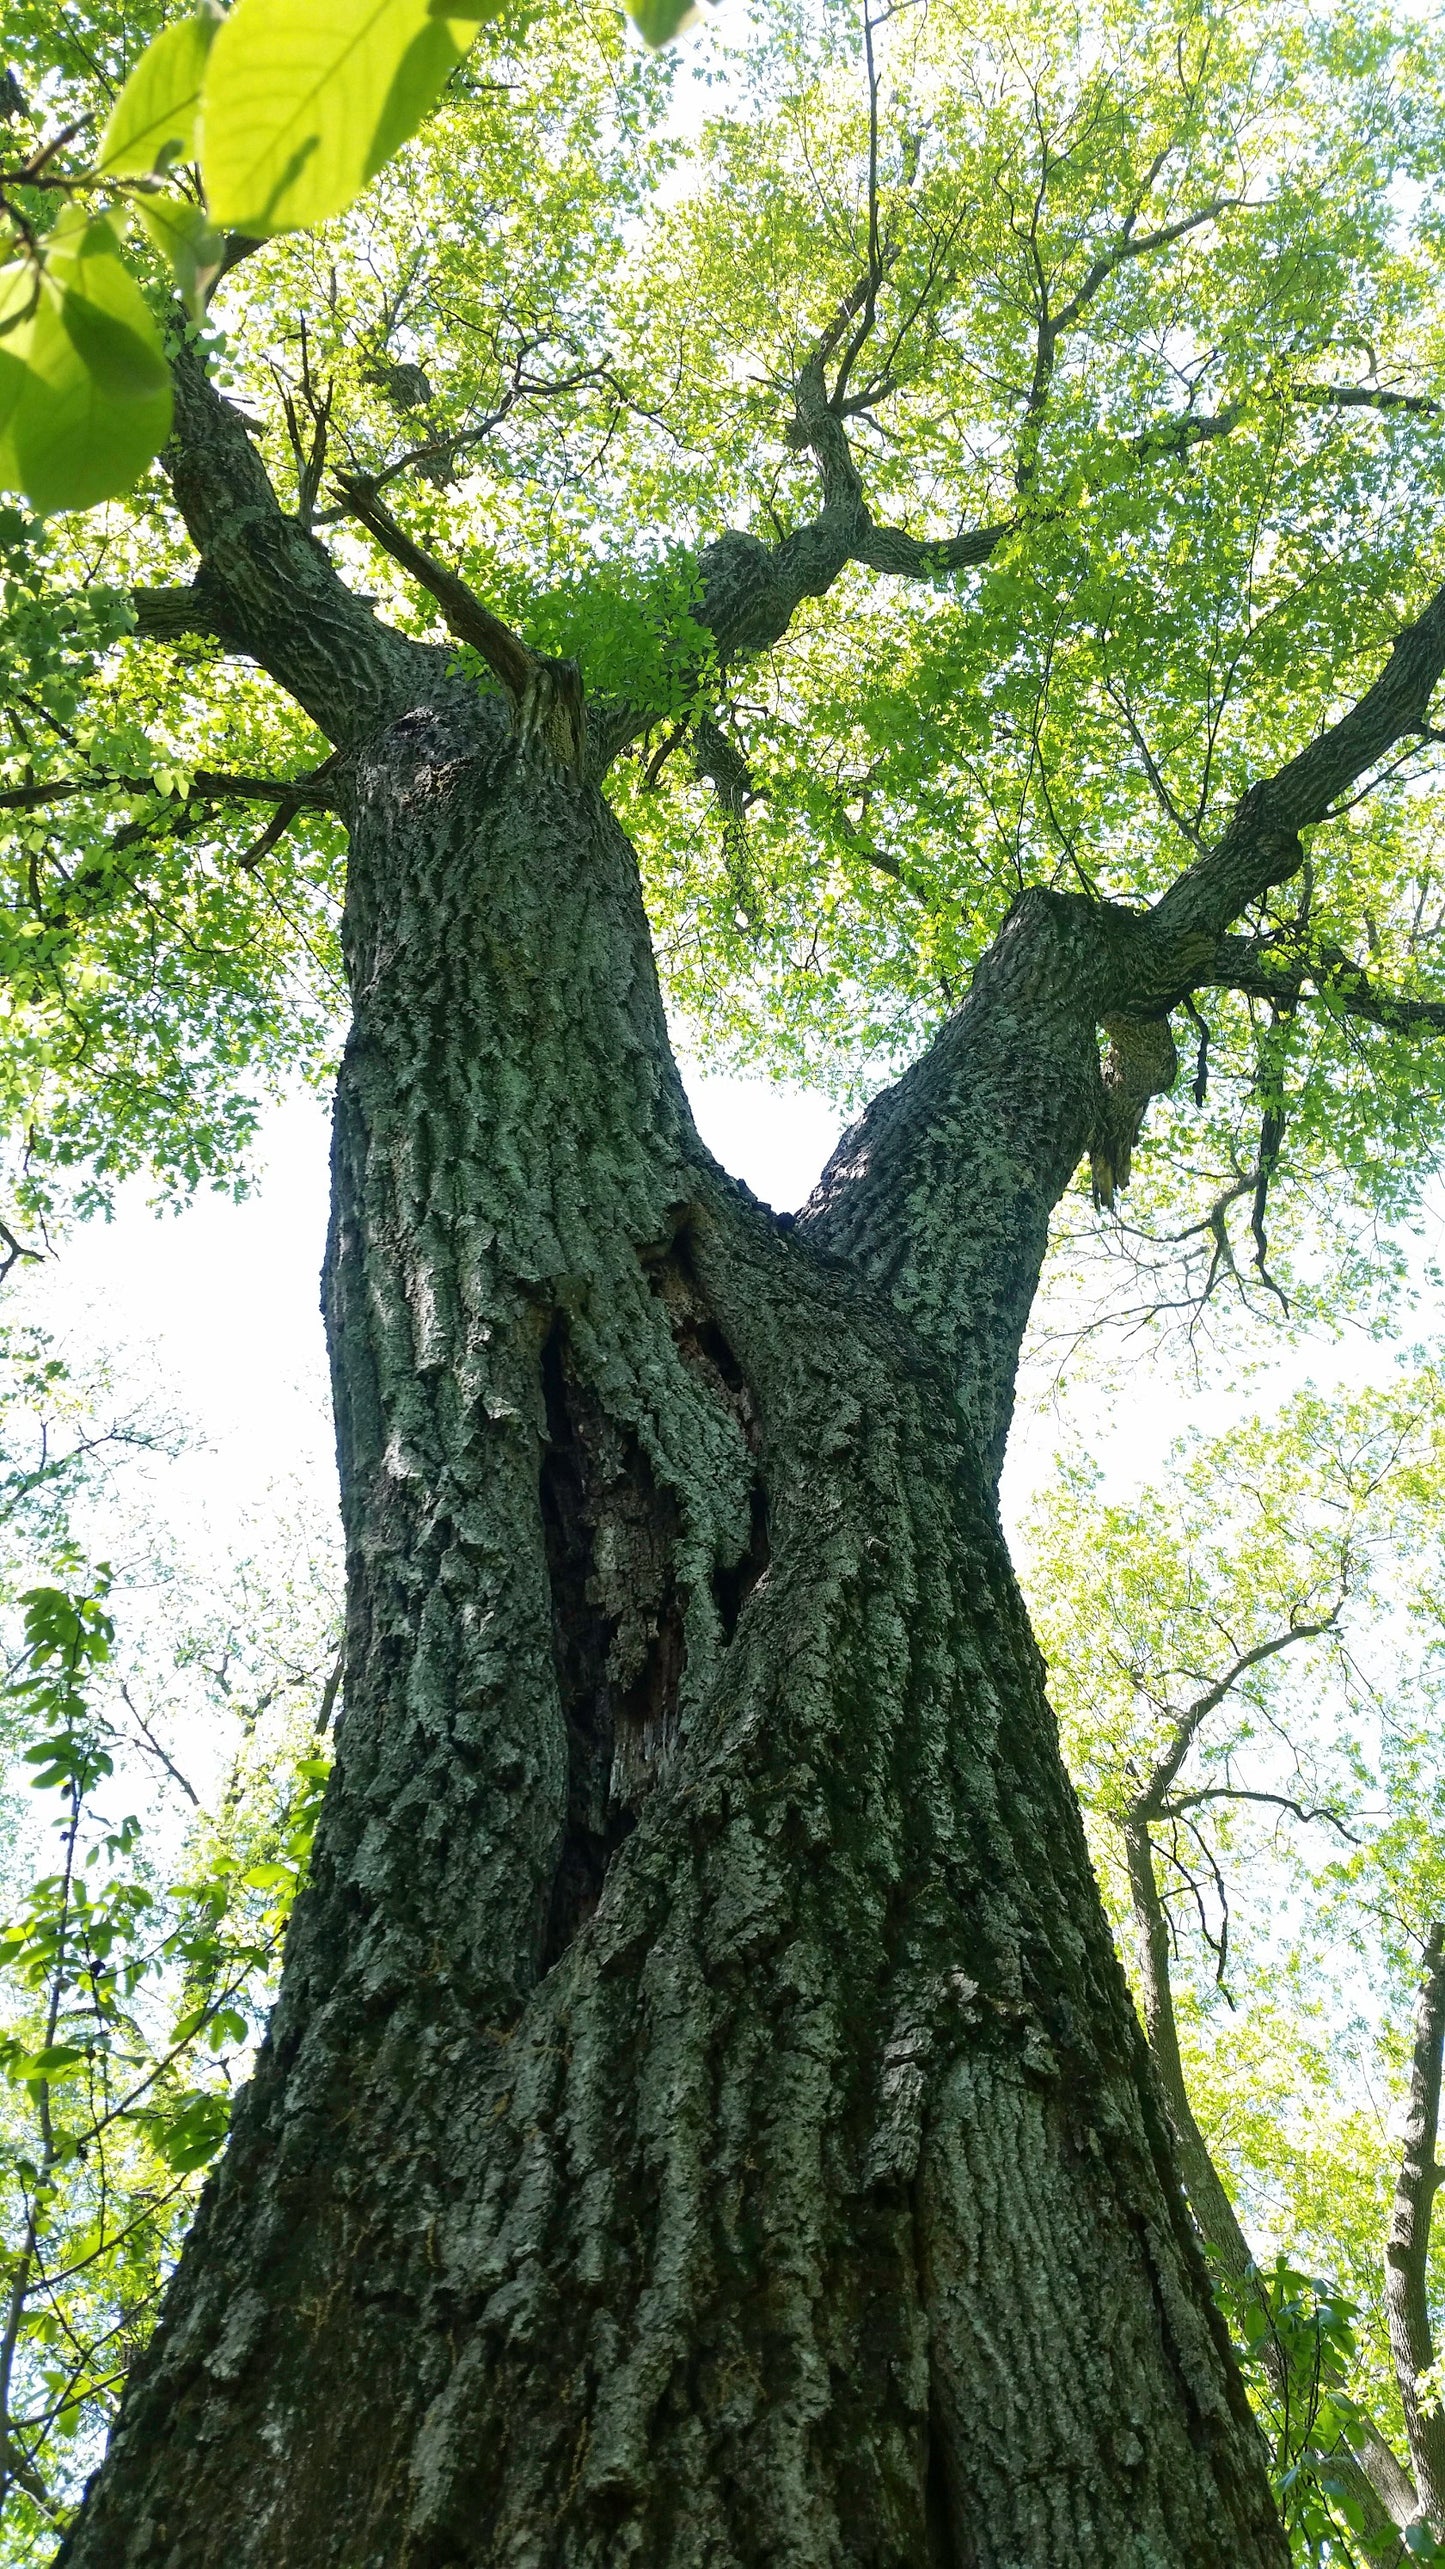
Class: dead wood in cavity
1089,1012,1180,1208
537,1239,771,1969
538,1319,681,1969
642,1221,771,1641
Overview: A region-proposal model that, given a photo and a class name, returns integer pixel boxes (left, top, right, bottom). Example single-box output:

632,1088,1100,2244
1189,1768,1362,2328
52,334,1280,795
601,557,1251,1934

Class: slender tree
1023,1383,1445,2557
6,0,1445,2557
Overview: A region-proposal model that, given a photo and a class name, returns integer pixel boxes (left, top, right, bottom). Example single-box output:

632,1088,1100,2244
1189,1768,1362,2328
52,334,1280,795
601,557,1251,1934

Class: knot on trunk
1089,1012,1179,1209
515,656,586,773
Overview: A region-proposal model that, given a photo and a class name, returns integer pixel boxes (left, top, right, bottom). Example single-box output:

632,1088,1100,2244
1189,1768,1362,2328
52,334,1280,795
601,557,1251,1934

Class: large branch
1385,1923,1445,2531
1148,578,1445,949
1211,936,1445,1039
130,582,235,645
1017,197,1236,480
675,369,1421,701
791,567,1445,1477
798,885,1125,1485
1133,1620,1340,1818
151,340,445,745
332,476,585,771
0,764,336,816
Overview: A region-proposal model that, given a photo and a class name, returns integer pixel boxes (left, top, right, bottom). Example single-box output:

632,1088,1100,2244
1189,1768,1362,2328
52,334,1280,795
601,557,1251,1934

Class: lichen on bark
57,697,1286,2569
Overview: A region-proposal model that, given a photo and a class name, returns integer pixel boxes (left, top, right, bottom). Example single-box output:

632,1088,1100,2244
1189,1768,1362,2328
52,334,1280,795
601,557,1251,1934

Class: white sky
29,1058,1444,1584
32,1070,851,1568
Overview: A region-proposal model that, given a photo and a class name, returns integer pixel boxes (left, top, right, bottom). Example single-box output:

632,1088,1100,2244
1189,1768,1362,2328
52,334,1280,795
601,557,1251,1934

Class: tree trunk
1385,1924,1445,2530
58,702,1286,2568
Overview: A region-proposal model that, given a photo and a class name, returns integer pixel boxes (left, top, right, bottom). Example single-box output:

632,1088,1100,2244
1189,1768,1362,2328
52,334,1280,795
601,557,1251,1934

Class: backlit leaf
0,212,172,515
0,257,38,443
625,0,699,43
98,8,222,177
198,0,492,237
135,191,226,318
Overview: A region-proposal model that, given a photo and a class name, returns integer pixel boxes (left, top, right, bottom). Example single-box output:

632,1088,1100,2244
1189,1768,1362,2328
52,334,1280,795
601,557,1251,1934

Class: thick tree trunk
59,704,1285,2568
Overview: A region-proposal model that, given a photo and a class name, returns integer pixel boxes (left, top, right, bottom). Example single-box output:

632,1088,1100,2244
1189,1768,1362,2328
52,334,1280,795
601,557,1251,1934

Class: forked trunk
60,700,1285,2567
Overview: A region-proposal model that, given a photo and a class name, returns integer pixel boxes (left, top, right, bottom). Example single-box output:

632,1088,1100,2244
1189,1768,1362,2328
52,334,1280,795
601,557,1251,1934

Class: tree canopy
3,0,1445,1315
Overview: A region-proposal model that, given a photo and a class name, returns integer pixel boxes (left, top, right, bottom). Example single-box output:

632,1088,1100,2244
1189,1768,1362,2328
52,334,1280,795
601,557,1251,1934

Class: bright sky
30,1059,1441,1572
33,1070,850,1566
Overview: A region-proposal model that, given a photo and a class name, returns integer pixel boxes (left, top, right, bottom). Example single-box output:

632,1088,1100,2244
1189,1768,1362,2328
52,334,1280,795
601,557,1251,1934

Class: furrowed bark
800,886,1125,1485
59,697,1287,2568
158,340,446,743
68,293,1422,2561
1385,1924,1445,2531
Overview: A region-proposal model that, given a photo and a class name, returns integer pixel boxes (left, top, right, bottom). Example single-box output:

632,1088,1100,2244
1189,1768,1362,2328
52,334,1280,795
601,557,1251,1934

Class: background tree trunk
58,704,1285,2568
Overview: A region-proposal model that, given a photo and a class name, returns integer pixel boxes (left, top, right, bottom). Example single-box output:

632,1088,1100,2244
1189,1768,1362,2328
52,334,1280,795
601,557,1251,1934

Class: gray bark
56,699,1287,2568
30,123,1445,2525
54,311,1410,2563
1385,1923,1445,2531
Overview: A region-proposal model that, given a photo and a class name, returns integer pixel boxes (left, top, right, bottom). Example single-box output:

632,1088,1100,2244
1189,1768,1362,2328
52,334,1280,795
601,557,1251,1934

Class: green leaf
152,2088,231,2171
97,8,222,178
0,258,37,443
134,192,226,319
625,0,699,41
4,2043,86,2085
60,288,171,403
0,213,172,515
198,0,487,237
0,254,36,349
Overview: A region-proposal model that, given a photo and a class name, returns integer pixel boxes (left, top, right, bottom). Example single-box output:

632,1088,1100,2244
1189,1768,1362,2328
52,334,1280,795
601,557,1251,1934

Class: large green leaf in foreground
198,0,502,235
98,6,222,177
0,210,171,513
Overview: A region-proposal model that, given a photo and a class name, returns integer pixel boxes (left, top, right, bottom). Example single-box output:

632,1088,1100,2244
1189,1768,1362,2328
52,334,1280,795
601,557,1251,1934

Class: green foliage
0,212,171,516
0,0,698,514
627,0,698,39
0,1571,331,2549
1214,2257,1432,2565
98,10,221,181
0,0,501,509
0,492,345,1221
197,0,497,236
1023,1376,1445,2557
0,1314,340,2552
12,0,1443,1287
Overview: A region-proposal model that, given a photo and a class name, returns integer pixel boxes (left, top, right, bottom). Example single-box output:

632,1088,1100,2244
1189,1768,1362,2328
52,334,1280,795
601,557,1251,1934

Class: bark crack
644,1229,771,1641
538,1247,771,1970
538,1318,676,1968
